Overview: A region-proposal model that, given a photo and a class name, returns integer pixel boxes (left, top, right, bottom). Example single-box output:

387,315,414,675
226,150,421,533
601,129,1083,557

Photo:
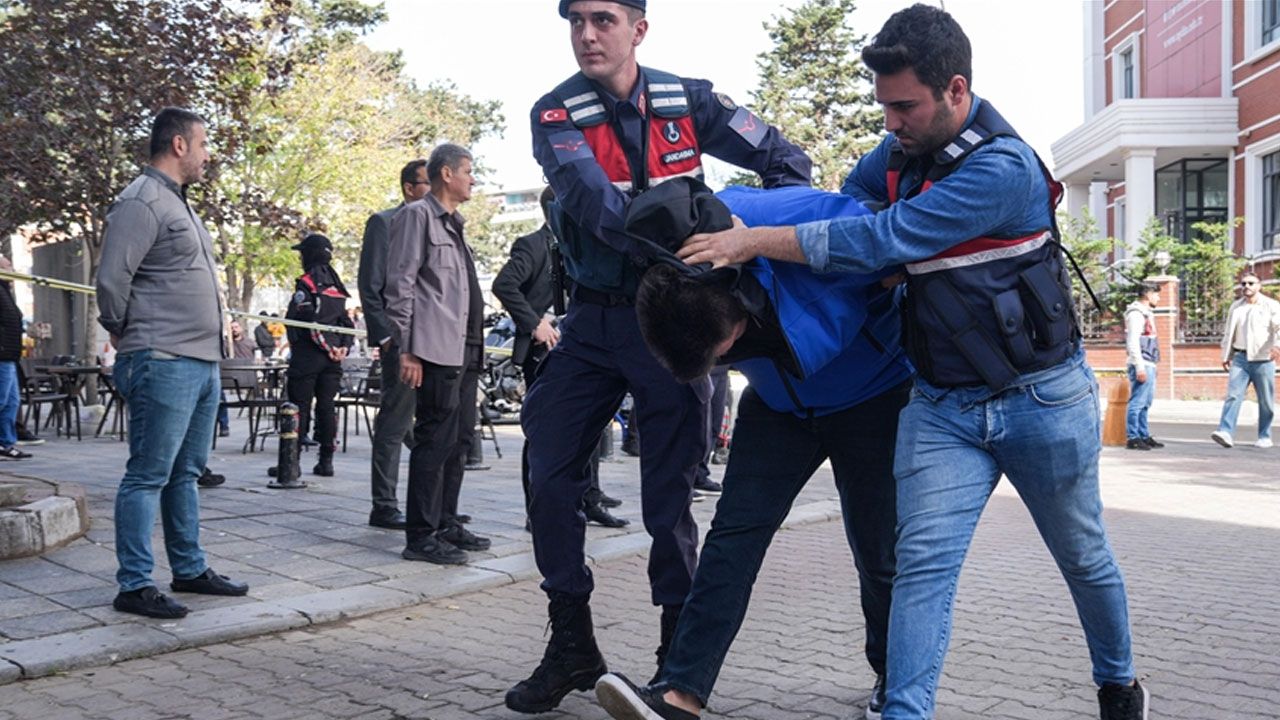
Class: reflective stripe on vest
554,69,703,193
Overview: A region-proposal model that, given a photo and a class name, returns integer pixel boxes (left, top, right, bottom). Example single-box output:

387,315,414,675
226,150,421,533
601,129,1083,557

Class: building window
1155,158,1229,243
1265,0,1280,46
1265,151,1280,251
1120,48,1134,99
1111,34,1140,102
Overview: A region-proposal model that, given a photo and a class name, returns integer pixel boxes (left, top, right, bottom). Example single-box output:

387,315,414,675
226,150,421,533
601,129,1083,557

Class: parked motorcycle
479,312,524,423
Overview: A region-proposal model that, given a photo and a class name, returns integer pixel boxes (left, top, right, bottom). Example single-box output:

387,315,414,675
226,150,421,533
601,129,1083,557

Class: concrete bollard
268,402,307,489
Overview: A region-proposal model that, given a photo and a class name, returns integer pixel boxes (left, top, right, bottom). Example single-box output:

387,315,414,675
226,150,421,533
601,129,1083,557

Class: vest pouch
1018,262,1072,349
992,289,1036,367
916,276,1019,391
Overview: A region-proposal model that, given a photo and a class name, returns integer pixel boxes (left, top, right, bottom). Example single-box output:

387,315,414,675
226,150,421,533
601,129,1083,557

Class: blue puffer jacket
718,186,913,416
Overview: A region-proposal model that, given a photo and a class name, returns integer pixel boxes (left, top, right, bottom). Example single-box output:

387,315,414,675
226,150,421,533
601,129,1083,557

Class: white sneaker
1211,430,1234,448
1256,437,1273,449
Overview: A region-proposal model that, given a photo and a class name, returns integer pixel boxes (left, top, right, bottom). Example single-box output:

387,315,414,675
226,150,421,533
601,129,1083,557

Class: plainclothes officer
285,233,354,477
505,0,812,714
678,6,1148,720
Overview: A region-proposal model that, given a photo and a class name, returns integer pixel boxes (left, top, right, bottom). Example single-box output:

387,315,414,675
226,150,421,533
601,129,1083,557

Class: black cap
559,0,645,18
291,233,332,252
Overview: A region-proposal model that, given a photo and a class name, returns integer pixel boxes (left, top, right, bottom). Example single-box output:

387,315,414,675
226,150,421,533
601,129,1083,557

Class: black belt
573,286,634,307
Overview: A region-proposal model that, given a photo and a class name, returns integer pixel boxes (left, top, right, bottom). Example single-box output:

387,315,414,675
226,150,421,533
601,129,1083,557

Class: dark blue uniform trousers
522,301,709,606
658,381,909,704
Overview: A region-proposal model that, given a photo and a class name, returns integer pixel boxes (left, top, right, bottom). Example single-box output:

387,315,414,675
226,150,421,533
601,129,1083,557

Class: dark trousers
286,355,342,450
370,345,415,515
659,381,910,704
519,350,610,516
404,360,465,543
458,362,481,465
695,366,731,484
522,301,709,605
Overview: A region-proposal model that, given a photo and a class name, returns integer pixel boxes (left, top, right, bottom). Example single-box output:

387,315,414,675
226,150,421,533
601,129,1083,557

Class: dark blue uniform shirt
530,69,812,267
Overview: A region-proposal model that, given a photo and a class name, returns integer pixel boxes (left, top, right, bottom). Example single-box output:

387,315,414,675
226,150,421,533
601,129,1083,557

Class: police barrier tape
0,268,513,356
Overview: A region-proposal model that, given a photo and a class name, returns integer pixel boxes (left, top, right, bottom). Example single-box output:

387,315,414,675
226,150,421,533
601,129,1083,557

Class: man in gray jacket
384,143,491,565
97,107,248,619
357,158,429,529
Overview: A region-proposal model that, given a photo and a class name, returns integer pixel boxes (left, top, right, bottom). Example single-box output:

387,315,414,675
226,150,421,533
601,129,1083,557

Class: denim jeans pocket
1027,367,1094,408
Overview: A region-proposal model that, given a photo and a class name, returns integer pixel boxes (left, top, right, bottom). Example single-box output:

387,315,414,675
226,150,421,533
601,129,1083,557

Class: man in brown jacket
384,143,491,565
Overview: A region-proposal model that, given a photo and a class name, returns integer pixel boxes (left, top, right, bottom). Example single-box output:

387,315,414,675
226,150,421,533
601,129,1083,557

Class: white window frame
1244,133,1280,259
1243,0,1280,64
1111,33,1141,101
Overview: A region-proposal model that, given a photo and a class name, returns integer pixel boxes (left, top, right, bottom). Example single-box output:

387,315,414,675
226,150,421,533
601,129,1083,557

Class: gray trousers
370,345,415,515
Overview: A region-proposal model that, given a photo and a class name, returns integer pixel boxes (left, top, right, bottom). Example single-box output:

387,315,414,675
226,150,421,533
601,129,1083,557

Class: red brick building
1052,0,1279,267
1053,1,1280,401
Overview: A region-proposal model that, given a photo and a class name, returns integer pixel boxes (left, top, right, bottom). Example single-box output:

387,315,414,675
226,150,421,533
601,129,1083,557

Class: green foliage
1056,208,1111,299
748,0,881,190
194,1,505,309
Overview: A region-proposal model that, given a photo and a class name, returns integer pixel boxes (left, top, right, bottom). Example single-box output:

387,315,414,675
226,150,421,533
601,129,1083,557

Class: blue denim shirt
795,96,1052,275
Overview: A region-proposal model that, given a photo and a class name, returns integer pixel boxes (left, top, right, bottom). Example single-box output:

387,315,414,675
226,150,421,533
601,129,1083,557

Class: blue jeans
884,351,1135,719
1216,352,1276,440
0,361,19,447
113,350,220,592
659,381,909,705
1125,362,1155,440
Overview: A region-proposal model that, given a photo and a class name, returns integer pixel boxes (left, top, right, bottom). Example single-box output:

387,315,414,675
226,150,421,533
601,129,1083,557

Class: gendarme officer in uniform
505,1,812,714
678,6,1147,720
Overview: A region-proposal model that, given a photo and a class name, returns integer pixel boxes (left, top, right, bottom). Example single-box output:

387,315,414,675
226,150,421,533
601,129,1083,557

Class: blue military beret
559,0,646,18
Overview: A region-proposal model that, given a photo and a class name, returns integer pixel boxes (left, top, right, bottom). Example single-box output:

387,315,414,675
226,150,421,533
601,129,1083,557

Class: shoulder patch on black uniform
714,92,737,110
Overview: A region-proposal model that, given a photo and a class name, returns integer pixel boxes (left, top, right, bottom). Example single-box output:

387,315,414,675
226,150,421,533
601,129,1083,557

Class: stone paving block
0,610,100,640
0,622,180,679
583,530,652,565
161,601,308,647
0,596,66,622
277,586,418,625
376,565,510,601
470,552,540,582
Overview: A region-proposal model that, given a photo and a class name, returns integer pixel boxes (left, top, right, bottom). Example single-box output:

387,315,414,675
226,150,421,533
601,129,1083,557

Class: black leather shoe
597,493,622,509
402,537,468,565
464,462,490,471
456,513,472,524
439,524,492,551
1143,436,1165,449
1125,438,1151,450
584,504,629,528
369,511,407,529
113,586,189,619
170,568,249,596
197,468,226,487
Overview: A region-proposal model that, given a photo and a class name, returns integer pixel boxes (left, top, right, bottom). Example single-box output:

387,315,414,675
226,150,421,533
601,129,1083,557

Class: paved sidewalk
0,440,1277,719
2,397,1278,699
0,413,840,685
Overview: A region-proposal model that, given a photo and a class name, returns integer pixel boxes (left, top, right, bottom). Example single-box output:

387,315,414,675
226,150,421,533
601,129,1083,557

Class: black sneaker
438,524,491,551
596,673,699,720
865,674,886,719
402,536,468,565
1098,680,1148,720
1124,439,1151,451
113,586,189,619
0,446,32,459
1142,436,1164,449
693,476,723,495
15,428,44,446
171,568,249,596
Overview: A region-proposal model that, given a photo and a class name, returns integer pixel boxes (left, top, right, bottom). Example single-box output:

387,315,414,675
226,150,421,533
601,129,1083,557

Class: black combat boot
650,603,682,685
312,446,334,477
506,592,608,714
